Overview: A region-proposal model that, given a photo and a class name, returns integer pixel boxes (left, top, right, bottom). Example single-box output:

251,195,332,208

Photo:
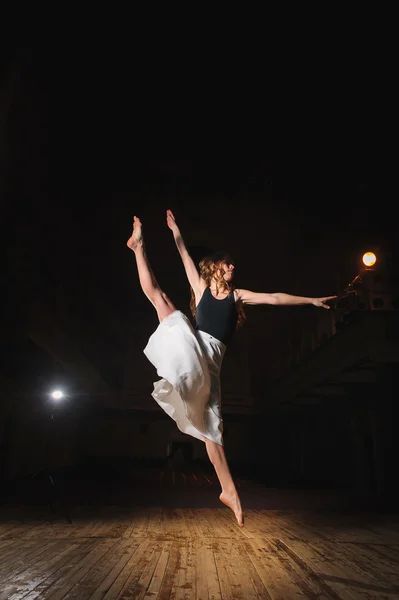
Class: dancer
127,210,336,527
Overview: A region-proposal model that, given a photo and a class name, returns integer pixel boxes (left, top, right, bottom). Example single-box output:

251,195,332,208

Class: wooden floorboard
0,505,398,600
1,469,398,599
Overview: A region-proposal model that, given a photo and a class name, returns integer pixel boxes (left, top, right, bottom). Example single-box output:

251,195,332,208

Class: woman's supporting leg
127,216,176,322
205,439,244,527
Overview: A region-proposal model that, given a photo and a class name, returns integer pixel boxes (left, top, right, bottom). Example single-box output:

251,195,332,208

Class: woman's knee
161,292,175,308
153,290,172,310
155,292,177,322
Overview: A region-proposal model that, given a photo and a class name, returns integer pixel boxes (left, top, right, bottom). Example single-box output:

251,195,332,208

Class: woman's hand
166,209,178,232
312,296,337,309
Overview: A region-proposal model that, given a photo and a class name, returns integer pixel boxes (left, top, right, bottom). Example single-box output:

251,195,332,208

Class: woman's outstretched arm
236,289,337,309
166,209,203,293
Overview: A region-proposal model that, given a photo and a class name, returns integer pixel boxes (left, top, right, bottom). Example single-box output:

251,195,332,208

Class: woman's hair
189,251,246,329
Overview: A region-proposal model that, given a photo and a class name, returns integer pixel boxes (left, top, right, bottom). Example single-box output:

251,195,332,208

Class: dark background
1,49,397,504
2,48,394,369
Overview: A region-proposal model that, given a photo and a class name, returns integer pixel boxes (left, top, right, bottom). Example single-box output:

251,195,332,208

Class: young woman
127,210,336,527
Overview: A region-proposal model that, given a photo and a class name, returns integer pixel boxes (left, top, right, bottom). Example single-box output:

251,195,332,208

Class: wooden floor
1,467,399,599
1,504,399,600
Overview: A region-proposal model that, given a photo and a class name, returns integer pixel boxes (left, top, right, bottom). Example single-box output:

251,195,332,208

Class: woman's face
220,260,235,281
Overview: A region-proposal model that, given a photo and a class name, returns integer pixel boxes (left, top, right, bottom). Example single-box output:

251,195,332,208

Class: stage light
362,252,376,267
51,390,63,400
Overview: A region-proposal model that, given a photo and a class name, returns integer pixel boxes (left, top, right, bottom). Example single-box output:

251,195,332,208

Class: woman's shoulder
192,278,207,293
198,278,208,292
193,279,208,305
233,288,245,309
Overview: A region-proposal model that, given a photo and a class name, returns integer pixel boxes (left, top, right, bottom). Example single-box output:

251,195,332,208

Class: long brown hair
189,251,246,329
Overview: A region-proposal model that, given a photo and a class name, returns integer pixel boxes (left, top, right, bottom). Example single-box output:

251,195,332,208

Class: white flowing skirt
143,310,226,446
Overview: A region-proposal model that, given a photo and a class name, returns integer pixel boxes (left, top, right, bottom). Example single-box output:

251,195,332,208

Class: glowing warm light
51,390,63,400
362,252,377,267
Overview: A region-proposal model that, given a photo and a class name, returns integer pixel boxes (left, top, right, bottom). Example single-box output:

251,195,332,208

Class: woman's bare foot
126,216,143,251
219,492,244,527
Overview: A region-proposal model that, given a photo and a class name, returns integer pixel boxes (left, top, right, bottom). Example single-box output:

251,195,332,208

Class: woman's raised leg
204,439,244,527
127,216,176,322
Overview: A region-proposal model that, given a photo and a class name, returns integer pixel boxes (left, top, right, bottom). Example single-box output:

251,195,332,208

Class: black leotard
195,287,238,345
